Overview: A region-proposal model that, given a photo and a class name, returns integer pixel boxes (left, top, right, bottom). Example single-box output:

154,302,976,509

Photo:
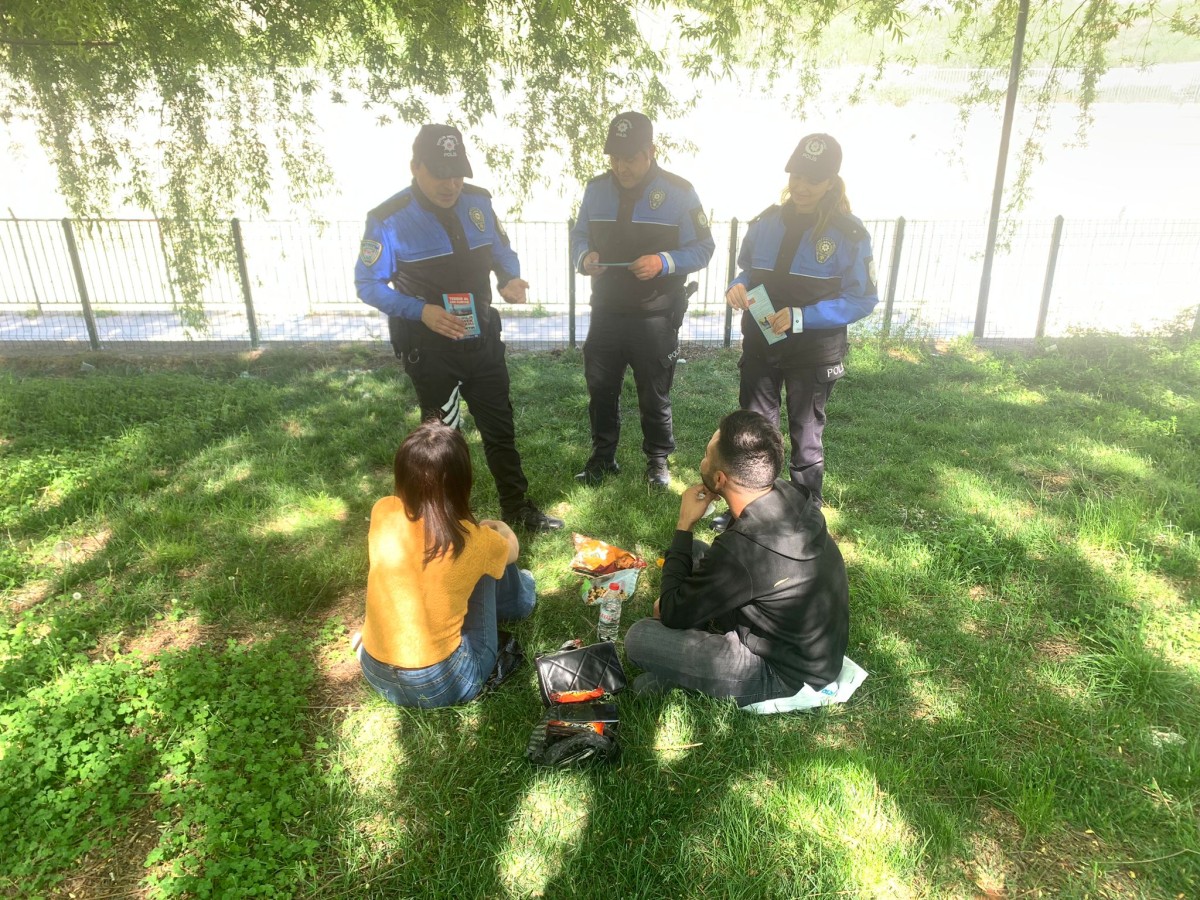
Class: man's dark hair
715,410,784,490
393,419,476,564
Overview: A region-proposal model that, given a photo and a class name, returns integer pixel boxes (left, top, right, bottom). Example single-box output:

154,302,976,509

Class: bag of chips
569,533,647,577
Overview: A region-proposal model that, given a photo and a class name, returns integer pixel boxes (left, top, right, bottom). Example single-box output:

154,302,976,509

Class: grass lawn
1,335,1197,898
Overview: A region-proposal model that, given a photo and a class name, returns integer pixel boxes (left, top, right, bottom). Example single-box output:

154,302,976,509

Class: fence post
61,218,100,351
8,210,43,312
1036,215,1064,340
567,218,576,349
230,218,260,349
882,216,906,339
723,217,738,348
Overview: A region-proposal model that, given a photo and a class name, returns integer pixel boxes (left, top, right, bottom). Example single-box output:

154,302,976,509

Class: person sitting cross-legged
357,420,536,708
625,409,849,706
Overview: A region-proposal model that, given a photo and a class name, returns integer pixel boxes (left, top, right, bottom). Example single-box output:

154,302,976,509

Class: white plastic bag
740,656,868,715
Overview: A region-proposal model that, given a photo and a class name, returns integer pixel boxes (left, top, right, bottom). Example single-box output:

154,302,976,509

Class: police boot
646,458,670,491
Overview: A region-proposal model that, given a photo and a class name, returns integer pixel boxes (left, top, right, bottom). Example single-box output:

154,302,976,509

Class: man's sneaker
710,511,733,533
503,501,564,532
574,458,620,485
646,458,670,491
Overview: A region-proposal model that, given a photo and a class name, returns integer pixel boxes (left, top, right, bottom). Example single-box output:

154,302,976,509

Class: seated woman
356,420,537,707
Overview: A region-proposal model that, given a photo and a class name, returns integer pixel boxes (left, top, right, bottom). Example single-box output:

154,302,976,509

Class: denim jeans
358,563,535,708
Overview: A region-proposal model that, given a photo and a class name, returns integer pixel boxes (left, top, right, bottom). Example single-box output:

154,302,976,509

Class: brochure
442,292,481,339
746,284,787,345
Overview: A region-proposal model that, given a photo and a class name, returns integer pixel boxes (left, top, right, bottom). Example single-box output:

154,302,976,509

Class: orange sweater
362,495,509,668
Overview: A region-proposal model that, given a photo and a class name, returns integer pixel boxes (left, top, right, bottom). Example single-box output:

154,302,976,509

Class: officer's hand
582,251,605,277
421,304,468,340
725,284,750,310
767,307,793,335
677,483,712,532
629,254,664,281
499,278,529,304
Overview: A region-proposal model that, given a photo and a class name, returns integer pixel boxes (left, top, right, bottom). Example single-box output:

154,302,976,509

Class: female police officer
717,133,877,527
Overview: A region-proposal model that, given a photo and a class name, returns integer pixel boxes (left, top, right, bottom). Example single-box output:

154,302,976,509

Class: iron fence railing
1,216,1198,349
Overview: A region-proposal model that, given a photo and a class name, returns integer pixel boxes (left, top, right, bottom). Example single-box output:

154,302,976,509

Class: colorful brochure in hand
746,284,787,345
442,292,481,339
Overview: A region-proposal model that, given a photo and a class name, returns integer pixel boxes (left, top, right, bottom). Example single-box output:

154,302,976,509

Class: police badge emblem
815,238,836,264
649,189,666,210
469,208,486,232
804,137,826,160
437,135,458,155
616,118,631,135
360,240,382,266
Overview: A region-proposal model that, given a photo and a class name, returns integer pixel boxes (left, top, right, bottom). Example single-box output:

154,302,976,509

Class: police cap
604,112,653,156
412,124,473,179
785,133,842,181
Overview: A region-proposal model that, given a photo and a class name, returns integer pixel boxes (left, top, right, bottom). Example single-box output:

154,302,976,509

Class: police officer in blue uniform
718,133,877,529
355,124,563,532
570,112,716,490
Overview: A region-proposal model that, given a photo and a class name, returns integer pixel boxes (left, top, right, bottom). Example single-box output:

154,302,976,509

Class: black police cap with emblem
413,124,473,179
785,133,842,181
604,111,653,156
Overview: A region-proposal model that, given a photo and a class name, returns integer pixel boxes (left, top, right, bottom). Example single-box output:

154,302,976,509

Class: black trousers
583,311,679,463
739,353,844,503
404,336,529,514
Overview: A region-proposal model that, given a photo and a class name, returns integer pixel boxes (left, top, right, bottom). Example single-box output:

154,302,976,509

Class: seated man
625,409,849,706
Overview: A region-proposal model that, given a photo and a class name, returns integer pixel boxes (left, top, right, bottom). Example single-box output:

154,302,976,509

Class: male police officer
570,112,716,490
355,124,563,532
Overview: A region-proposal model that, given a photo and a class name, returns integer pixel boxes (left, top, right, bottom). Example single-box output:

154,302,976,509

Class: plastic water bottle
597,582,622,641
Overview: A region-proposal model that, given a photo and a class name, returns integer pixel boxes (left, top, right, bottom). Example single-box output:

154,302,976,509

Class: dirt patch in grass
6,577,54,613
1033,636,1081,662
58,798,161,899
311,589,367,712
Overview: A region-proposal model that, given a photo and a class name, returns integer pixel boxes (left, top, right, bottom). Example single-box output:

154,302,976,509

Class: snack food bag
580,568,642,604
569,533,647,577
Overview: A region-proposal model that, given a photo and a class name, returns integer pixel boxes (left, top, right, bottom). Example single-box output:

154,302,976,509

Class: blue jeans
358,563,536,708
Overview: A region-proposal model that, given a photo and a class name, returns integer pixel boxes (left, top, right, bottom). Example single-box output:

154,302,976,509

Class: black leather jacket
658,479,850,690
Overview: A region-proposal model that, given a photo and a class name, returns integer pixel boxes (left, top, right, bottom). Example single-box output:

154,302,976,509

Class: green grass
1,334,1198,898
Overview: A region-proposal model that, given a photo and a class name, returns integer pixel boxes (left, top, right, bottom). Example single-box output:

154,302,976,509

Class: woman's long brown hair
393,420,475,564
780,175,853,242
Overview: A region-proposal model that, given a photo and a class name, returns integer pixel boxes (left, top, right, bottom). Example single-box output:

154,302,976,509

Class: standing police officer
720,133,877,528
570,112,716,490
355,124,563,532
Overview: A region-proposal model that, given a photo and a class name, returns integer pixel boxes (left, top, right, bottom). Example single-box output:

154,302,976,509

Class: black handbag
533,639,627,706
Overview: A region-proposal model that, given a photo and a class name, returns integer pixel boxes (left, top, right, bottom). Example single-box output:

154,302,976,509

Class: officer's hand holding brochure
746,285,789,345
442,292,481,339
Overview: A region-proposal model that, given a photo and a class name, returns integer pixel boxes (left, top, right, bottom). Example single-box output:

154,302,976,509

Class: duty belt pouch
670,281,699,330
387,315,410,361
534,639,627,705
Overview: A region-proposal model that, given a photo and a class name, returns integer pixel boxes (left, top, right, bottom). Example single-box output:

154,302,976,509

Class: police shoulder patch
866,257,877,287
692,206,710,232
468,207,486,232
360,240,383,266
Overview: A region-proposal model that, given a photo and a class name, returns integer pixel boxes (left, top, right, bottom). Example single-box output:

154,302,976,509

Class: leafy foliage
0,636,319,895
1,1,1197,320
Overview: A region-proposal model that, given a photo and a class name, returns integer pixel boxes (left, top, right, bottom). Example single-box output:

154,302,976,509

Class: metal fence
2,216,1198,349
